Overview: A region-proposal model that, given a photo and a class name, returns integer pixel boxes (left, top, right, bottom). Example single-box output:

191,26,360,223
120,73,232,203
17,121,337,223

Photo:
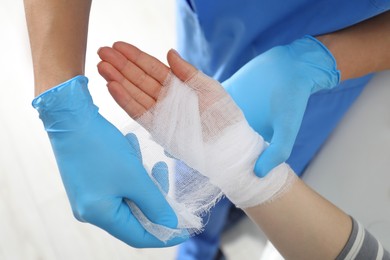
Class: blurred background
0,0,389,259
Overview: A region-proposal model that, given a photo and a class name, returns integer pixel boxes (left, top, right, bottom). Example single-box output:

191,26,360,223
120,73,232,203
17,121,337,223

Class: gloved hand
223,36,340,177
32,75,185,247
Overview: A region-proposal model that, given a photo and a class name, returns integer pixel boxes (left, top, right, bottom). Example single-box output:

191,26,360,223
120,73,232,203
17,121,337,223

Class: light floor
1,0,389,259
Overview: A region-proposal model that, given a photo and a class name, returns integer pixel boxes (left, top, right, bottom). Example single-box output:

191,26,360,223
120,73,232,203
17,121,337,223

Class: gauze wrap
126,71,295,242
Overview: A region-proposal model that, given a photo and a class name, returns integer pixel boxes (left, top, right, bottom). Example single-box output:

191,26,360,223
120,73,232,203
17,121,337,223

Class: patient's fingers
98,47,161,100
107,81,146,119
112,42,170,85
97,61,156,111
97,43,199,119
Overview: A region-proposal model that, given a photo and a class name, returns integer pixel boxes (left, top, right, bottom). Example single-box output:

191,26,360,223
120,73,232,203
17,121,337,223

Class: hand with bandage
98,40,294,241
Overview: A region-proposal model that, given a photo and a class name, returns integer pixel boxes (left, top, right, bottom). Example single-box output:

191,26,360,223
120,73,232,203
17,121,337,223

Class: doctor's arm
318,10,390,81
24,0,183,247
24,0,91,96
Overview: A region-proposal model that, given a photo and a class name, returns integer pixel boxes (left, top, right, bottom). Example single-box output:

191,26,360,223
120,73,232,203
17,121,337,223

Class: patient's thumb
167,49,198,82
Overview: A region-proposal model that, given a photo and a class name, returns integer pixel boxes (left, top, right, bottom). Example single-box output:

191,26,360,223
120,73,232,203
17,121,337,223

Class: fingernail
255,170,263,178
97,47,102,54
256,171,266,178
254,164,265,178
170,48,181,57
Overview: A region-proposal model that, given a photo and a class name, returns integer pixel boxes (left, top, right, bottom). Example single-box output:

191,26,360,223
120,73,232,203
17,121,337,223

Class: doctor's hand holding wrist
223,36,340,177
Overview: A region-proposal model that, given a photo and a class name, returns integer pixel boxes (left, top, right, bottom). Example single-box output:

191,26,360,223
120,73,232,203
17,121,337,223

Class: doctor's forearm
317,10,390,81
24,0,92,96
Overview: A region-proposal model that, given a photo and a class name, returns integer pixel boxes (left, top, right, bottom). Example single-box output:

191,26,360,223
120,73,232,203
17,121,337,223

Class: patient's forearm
24,0,92,96
244,173,351,260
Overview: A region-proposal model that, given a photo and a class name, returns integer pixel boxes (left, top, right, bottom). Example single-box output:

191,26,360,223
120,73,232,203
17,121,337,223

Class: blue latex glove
223,36,340,177
32,75,185,247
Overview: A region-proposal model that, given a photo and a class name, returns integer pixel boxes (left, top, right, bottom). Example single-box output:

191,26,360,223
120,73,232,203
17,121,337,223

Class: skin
317,10,390,81
24,0,92,96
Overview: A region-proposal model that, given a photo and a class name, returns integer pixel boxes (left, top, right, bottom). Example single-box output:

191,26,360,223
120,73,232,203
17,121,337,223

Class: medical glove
223,36,340,177
32,75,184,247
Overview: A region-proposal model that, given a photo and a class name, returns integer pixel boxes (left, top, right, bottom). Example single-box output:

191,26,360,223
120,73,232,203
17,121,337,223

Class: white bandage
127,71,295,242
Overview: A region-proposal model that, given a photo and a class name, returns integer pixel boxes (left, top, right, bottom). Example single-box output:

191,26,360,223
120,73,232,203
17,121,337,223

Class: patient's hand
97,42,197,119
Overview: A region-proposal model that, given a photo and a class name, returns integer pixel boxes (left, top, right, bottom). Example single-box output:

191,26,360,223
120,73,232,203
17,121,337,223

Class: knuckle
131,240,145,249
72,209,85,222
72,198,101,223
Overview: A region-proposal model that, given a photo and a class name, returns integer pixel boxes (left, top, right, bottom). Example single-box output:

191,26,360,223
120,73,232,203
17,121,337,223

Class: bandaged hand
32,76,185,248
223,36,341,177
98,43,295,241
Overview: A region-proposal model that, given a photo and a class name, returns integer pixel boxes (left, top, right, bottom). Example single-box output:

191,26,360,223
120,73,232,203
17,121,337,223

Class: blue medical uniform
176,0,390,259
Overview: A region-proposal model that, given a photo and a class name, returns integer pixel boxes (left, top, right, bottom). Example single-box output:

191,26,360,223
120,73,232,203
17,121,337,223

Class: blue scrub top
176,0,390,174
177,0,389,81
